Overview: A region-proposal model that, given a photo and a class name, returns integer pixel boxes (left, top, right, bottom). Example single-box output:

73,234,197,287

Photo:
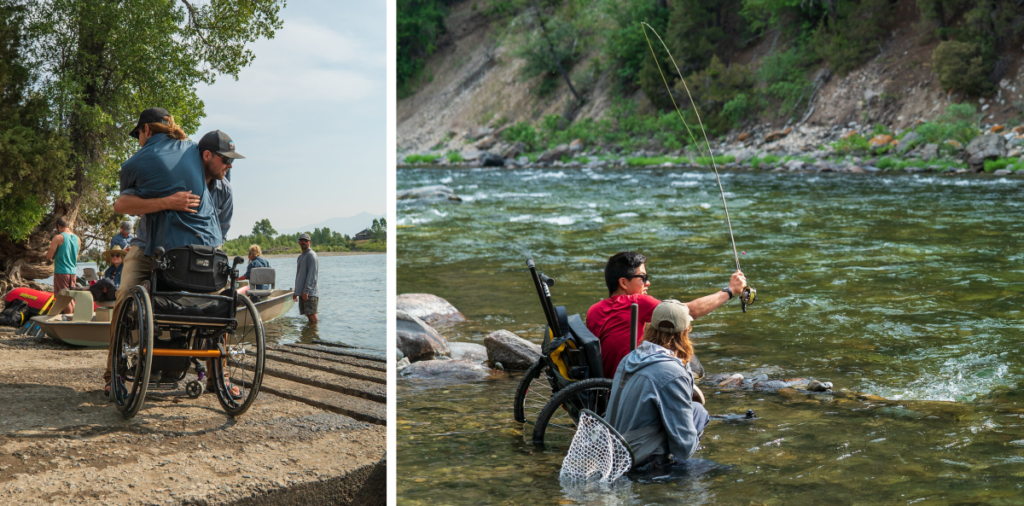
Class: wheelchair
513,259,616,447
110,245,266,419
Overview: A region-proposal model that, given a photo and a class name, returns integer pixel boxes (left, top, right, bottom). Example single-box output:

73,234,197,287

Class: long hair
641,324,693,364
145,115,187,140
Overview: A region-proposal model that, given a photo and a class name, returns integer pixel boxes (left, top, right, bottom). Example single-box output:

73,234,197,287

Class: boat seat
248,289,274,298
248,267,276,289
52,288,94,322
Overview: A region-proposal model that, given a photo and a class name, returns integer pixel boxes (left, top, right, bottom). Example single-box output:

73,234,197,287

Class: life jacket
4,287,55,315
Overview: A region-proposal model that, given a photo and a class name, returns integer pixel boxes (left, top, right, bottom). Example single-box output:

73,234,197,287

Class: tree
371,217,386,242
251,218,277,238
0,0,284,292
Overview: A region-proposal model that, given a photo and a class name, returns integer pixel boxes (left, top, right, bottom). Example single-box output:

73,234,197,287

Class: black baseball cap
129,107,170,139
198,130,245,160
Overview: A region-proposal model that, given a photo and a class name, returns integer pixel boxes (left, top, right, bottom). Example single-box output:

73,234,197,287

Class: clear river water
397,165,1024,505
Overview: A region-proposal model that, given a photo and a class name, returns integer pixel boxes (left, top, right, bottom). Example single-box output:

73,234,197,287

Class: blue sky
195,0,386,239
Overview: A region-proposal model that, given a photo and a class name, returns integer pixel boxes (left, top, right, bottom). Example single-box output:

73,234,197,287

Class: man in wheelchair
586,251,746,380
104,108,246,401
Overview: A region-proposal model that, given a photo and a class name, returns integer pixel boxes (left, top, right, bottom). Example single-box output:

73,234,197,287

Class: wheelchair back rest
567,314,603,379
542,312,604,385
248,267,275,287
158,245,230,293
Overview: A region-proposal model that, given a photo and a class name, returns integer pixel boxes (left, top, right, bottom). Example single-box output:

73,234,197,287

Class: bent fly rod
640,22,756,311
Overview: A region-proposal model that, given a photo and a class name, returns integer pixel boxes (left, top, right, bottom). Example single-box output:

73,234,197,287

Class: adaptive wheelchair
110,245,266,419
513,259,617,447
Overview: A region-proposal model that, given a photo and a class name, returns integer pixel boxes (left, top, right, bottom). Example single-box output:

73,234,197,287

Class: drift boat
29,267,294,348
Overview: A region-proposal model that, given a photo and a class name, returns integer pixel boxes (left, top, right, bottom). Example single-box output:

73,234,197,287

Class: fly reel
739,285,756,312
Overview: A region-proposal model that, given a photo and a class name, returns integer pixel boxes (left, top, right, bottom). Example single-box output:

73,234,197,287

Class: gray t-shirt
294,249,319,297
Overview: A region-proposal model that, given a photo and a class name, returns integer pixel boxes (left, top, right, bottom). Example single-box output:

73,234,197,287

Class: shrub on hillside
914,103,980,145
813,0,890,76
501,122,539,151
757,47,814,118
602,0,669,87
932,40,992,95
677,56,755,133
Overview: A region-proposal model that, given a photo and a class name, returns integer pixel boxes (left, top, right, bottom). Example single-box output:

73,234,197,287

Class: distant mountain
278,212,382,237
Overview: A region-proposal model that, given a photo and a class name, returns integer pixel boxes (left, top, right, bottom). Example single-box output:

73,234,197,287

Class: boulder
396,357,410,372
501,141,526,159
993,169,1012,176
480,152,506,167
920,143,939,161
869,134,892,150
784,159,806,172
466,127,494,140
569,139,585,152
396,293,466,326
990,125,1005,134
448,342,488,363
897,132,921,153
475,136,497,150
1013,125,1024,135
483,330,542,371
396,185,462,203
538,144,571,163
737,132,751,142
764,127,792,143
966,134,1006,171
396,310,451,362
399,359,492,382
461,149,484,161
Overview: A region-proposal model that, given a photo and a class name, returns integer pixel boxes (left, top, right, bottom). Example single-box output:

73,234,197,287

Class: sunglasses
626,273,649,283
218,154,233,165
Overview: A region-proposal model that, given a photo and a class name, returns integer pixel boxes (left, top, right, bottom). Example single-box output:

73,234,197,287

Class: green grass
693,155,736,166
405,154,441,164
445,150,464,163
983,158,1021,173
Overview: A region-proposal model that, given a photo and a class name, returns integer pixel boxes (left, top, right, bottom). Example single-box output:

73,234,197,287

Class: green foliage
0,1,72,242
913,103,981,145
222,219,357,257
983,158,1018,173
833,133,871,155
694,155,736,166
445,150,464,163
501,122,539,151
370,218,387,241
678,56,754,133
516,14,581,95
722,93,752,125
405,154,442,164
666,0,746,74
932,40,992,95
251,218,277,238
812,0,890,76
601,0,669,87
398,0,448,96
757,47,814,118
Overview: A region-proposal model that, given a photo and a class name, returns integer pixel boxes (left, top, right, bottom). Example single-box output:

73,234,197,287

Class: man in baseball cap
293,233,319,324
602,299,711,470
197,130,244,244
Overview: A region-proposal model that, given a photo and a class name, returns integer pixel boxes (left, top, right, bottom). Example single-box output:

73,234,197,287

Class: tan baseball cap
651,299,692,333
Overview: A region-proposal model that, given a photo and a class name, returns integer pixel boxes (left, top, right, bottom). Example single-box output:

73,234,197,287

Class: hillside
398,0,1024,160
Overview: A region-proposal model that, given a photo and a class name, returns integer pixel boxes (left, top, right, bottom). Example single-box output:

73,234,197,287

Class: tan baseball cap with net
651,299,692,333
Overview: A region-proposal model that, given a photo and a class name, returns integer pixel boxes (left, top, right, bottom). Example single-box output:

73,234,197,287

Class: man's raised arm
113,191,201,216
686,270,746,319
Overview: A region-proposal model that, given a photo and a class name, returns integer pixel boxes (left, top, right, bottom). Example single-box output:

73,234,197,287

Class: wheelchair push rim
212,293,265,417
112,286,154,419
531,377,613,447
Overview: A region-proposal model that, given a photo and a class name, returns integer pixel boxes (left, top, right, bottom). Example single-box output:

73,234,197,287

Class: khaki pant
104,247,152,384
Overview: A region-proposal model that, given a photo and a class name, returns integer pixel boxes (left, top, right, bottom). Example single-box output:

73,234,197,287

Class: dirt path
0,330,385,505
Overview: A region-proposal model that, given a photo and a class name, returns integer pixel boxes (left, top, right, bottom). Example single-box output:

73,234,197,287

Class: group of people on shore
43,107,320,397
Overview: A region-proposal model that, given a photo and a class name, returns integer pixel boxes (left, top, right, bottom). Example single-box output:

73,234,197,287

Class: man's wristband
721,287,733,299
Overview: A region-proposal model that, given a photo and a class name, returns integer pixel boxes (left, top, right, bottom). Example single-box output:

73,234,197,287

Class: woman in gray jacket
604,299,710,471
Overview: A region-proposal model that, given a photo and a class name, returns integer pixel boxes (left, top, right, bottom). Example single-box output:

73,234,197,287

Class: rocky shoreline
399,121,1024,176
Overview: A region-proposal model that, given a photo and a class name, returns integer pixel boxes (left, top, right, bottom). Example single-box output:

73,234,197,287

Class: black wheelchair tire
113,285,154,419
513,358,551,424
213,294,265,417
531,377,613,446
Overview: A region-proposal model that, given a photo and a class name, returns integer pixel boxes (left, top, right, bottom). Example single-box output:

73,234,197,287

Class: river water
397,166,1024,504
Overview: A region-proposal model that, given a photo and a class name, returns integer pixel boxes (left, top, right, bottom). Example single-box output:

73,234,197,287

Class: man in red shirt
586,251,746,378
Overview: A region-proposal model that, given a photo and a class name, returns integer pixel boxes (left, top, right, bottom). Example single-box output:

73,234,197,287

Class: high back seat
247,267,276,298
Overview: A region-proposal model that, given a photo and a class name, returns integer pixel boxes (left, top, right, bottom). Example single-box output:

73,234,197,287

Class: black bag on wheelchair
151,294,233,318
157,245,230,293
542,308,604,390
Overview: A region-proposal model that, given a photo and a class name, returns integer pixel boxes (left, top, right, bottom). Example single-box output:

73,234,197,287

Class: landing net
559,410,632,486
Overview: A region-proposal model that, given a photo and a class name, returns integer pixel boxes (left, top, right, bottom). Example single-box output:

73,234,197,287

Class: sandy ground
0,329,385,505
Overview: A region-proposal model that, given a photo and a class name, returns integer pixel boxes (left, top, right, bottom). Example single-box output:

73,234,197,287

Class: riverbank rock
448,342,488,363
920,143,939,161
396,185,462,203
399,359,492,381
483,330,541,371
966,134,1006,171
396,293,466,326
396,310,451,362
480,152,505,167
538,144,571,163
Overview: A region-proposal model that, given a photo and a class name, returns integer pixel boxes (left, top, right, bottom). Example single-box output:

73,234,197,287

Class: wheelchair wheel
112,286,154,419
212,293,265,416
531,377,613,447
513,359,556,424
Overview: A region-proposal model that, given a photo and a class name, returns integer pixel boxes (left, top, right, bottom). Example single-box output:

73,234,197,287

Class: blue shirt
119,133,222,256
104,264,123,287
208,178,233,243
110,232,133,250
245,256,271,290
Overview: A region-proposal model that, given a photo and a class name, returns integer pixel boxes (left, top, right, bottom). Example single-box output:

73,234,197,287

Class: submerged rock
483,330,541,371
396,310,450,362
396,293,466,326
396,185,462,203
399,359,492,381
448,342,488,363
